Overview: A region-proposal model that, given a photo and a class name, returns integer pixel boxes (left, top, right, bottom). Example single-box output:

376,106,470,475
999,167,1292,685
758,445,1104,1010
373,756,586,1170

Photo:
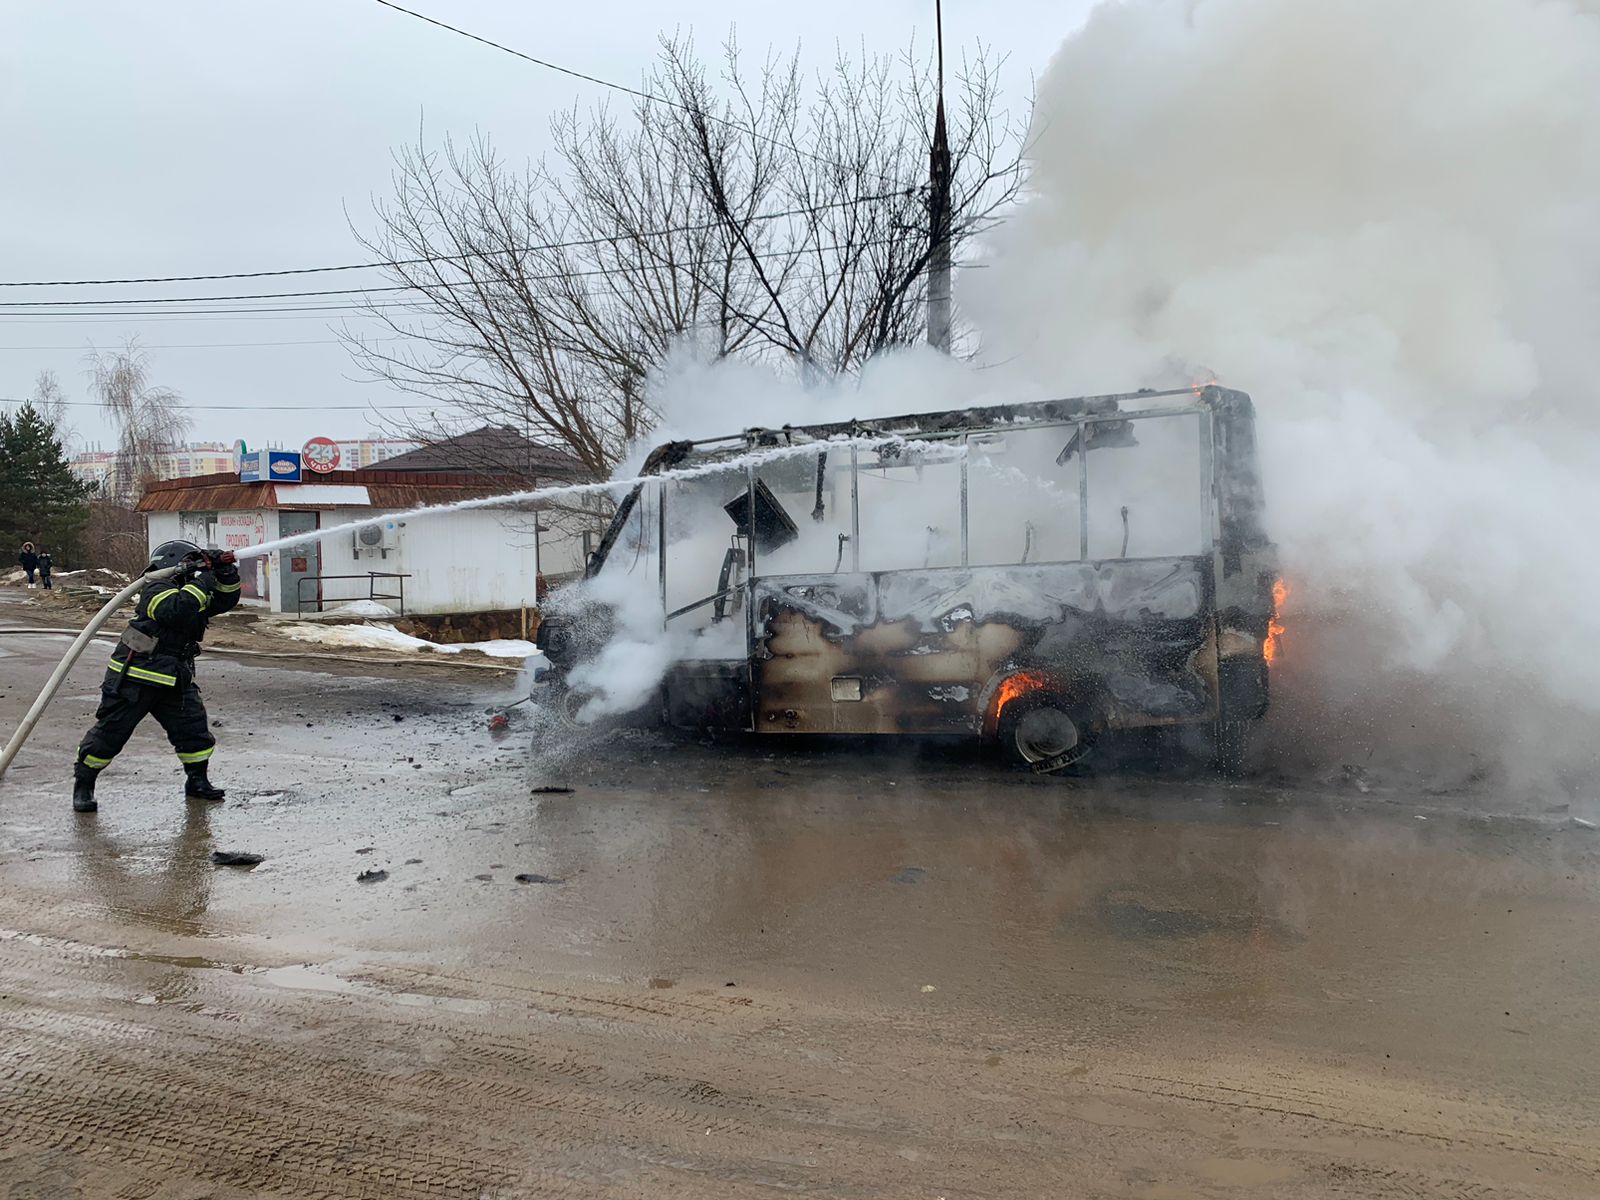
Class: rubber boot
184,763,226,803
72,772,98,813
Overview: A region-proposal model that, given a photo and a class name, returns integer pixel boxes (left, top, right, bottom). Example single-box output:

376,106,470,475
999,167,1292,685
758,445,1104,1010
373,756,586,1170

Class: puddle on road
2,927,488,1016
1093,898,1290,941
261,963,492,1014
0,927,231,969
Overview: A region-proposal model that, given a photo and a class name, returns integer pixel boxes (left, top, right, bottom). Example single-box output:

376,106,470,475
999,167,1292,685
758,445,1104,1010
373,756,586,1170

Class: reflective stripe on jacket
108,568,242,687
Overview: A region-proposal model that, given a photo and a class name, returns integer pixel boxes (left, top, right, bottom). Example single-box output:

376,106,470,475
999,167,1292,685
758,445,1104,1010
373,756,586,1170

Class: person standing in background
18,542,38,587
37,548,53,590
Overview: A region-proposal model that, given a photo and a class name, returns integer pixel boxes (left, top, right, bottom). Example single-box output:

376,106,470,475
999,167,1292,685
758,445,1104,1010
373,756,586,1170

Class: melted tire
997,696,1093,773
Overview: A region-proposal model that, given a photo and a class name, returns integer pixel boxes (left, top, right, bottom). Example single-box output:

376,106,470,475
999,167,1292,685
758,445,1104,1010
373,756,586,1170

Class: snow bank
317,599,398,618
274,620,544,663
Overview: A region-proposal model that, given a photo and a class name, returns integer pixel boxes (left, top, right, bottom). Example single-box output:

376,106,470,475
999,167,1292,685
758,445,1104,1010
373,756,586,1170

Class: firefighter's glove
191,568,219,594
213,554,240,586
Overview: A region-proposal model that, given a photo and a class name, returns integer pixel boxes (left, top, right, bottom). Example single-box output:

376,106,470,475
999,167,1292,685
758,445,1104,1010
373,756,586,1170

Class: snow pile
315,599,398,618
275,620,544,662
50,568,130,582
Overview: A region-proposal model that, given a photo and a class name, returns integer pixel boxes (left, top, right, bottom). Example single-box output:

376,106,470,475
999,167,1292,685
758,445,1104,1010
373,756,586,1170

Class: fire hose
0,565,182,786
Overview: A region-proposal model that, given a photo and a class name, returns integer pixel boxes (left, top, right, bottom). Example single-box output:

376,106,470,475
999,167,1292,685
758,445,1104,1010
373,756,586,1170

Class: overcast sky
1,1,1089,453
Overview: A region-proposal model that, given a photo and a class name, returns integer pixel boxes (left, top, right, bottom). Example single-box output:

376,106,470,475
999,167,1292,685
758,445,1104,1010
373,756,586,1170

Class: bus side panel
751,560,1217,736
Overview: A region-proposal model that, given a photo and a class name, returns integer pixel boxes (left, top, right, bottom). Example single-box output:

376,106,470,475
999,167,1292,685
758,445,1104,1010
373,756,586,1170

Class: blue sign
240,450,302,484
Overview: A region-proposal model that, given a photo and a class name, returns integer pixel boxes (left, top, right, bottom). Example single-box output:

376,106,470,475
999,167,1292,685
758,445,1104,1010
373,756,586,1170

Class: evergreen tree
0,401,91,567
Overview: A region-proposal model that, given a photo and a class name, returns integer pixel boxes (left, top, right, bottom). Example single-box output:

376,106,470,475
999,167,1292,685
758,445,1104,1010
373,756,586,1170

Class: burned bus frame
554,386,1278,771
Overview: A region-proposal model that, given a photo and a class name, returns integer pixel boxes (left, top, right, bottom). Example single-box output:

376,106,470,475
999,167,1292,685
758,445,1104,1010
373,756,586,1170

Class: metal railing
295,572,411,616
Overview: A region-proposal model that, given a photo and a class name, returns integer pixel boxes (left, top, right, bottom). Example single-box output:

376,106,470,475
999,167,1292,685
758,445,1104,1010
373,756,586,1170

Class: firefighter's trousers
76,672,216,778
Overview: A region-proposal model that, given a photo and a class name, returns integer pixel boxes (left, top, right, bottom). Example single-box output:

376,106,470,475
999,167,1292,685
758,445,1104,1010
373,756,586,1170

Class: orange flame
1263,578,1289,666
995,670,1050,713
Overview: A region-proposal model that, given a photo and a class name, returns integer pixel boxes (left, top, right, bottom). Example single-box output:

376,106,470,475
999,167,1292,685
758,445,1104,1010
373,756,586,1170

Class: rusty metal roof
136,469,526,513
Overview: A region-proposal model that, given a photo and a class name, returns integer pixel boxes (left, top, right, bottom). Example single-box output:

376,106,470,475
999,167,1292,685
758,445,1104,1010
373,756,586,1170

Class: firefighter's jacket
108,564,242,688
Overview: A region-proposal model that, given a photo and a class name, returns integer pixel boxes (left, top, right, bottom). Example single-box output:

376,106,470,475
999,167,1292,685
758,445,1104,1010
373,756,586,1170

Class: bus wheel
999,698,1091,772
555,687,592,729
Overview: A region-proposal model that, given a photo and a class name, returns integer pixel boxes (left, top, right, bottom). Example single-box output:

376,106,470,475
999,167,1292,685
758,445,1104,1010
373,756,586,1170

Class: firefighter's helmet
146,540,208,575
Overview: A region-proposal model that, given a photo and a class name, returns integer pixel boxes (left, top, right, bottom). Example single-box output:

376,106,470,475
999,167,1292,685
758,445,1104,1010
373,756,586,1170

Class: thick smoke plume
561,0,1599,793
969,0,1600,789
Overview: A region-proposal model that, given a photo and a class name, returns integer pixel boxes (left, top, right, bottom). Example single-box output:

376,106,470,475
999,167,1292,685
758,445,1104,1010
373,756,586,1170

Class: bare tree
86,338,190,505
29,369,74,444
345,33,1027,482
80,502,151,577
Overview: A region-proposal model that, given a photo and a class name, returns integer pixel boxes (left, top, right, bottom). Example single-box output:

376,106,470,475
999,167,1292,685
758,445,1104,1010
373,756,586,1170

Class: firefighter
73,540,242,814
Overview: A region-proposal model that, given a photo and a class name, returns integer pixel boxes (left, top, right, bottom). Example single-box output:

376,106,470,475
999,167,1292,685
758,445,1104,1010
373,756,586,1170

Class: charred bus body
540,385,1279,771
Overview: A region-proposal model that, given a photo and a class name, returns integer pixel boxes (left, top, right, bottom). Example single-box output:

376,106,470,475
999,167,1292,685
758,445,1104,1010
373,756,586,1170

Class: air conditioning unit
353,520,400,555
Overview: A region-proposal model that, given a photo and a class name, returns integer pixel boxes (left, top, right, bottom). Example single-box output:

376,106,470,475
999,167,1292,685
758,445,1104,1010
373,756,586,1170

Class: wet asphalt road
2,589,1599,1198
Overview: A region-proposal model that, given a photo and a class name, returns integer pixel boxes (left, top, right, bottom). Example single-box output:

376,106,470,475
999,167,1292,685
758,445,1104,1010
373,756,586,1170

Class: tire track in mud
1112,1070,1600,1165
0,1041,899,1199
0,886,251,942
0,925,764,1039
349,1010,906,1143
1104,1069,1600,1195
366,961,770,1026
0,933,1074,1199
0,1034,783,1198
0,1080,537,1200
0,922,763,1043
5,913,1591,1199
1319,1164,1532,1199
0,974,900,1197
1,1008,760,1150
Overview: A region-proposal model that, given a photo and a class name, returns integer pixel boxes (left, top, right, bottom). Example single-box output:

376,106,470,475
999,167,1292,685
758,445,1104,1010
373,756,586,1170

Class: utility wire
373,0,672,111
0,236,947,318
0,313,397,325
0,303,416,318
0,195,913,290
369,0,902,187
0,234,877,305
0,264,979,321
0,338,406,351
0,2,922,292
0,396,452,412
0,285,418,306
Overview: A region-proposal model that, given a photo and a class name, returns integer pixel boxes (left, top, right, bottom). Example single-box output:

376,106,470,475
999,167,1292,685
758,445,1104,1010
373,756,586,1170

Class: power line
0,316,396,331
0,286,414,307
0,313,392,325
0,261,388,289
369,0,899,187
0,235,947,322
0,258,981,322
0,338,405,351
373,0,671,112
0,303,414,318
0,194,912,290
0,396,450,412
0,313,403,327
1,2,921,292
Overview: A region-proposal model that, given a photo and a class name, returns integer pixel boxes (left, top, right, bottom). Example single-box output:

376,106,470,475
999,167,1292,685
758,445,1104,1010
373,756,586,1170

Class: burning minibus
538,385,1280,772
